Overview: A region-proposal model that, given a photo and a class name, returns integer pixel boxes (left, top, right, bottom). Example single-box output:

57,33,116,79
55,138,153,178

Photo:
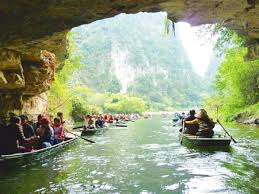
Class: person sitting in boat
124,114,130,121
20,114,35,138
0,116,39,154
84,115,95,129
106,115,114,123
184,109,215,138
180,112,186,120
36,117,54,148
184,110,199,135
57,112,65,125
104,114,108,121
99,114,105,123
33,114,43,131
95,116,104,128
52,117,65,144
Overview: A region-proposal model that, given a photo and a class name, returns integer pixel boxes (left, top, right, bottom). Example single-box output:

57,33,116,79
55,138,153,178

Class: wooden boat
0,136,78,164
179,133,231,147
115,124,127,127
172,118,179,122
81,128,97,136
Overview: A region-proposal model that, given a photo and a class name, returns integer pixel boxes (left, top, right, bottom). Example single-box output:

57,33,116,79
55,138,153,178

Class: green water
0,117,258,193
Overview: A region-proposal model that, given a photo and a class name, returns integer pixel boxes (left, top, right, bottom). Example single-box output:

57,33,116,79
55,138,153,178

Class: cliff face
70,13,209,110
0,0,258,116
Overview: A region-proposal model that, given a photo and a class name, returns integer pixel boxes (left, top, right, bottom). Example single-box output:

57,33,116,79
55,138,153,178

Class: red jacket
52,124,65,140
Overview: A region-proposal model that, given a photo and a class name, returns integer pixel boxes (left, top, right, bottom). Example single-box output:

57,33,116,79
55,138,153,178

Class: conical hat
196,109,208,119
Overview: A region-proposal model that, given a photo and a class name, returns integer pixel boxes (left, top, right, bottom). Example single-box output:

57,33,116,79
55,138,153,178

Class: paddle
217,119,237,143
65,130,95,143
73,125,85,130
180,120,185,145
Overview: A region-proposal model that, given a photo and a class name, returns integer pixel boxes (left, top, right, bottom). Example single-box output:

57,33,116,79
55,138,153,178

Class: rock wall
0,49,55,117
234,112,259,125
0,0,258,116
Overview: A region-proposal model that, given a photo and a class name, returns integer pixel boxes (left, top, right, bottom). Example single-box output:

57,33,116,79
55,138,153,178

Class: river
0,117,258,193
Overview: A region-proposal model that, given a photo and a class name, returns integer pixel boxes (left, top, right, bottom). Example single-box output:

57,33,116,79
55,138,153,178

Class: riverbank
232,103,259,125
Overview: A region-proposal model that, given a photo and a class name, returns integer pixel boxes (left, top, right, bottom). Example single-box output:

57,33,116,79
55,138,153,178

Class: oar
73,125,85,130
65,130,95,143
180,120,185,145
217,119,237,143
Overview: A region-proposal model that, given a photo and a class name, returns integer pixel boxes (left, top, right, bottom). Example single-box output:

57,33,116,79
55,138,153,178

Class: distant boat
81,128,98,136
115,124,128,127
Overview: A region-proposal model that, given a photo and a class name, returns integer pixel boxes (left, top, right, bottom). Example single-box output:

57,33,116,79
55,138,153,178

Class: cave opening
0,2,258,193
52,12,219,119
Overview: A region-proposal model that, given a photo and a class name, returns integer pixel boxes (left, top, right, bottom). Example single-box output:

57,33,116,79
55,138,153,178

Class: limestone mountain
70,12,210,110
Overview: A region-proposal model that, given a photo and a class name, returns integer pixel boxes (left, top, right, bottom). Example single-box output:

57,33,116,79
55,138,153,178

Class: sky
176,22,217,76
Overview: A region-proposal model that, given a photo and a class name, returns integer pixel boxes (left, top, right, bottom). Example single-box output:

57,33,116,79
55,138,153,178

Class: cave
0,0,258,117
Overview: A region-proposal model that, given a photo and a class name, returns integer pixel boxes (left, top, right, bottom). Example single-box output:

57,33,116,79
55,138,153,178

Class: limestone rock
0,48,21,70
0,0,259,116
0,93,48,119
0,0,259,63
234,111,259,125
0,71,7,85
23,50,56,95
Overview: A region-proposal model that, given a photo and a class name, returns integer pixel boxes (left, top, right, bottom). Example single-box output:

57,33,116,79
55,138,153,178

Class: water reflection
0,117,258,193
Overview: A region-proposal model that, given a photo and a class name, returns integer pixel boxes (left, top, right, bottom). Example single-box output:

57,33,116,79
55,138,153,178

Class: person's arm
61,126,65,141
185,119,199,125
29,125,35,136
17,125,39,146
17,125,29,144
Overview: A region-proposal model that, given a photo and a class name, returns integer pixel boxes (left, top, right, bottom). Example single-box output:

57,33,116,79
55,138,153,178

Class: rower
184,109,215,138
184,110,199,135
84,115,95,129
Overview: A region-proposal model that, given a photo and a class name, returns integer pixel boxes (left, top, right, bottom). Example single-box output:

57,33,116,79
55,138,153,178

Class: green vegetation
47,32,82,119
48,32,147,121
204,27,259,121
48,13,258,123
70,12,209,111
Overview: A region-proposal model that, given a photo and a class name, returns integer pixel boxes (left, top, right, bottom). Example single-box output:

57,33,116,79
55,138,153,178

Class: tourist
184,109,215,138
106,115,114,123
20,114,35,138
36,117,54,148
87,115,95,129
57,112,65,125
52,117,65,144
0,116,39,154
184,110,199,135
83,115,95,129
85,115,90,121
174,112,181,120
34,114,43,130
95,116,104,128
180,112,186,119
